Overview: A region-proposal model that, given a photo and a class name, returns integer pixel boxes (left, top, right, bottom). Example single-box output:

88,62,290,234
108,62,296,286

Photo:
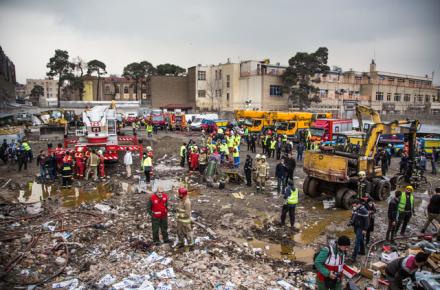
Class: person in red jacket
147,187,170,245
97,150,105,178
62,151,73,166
190,146,199,171
74,147,85,179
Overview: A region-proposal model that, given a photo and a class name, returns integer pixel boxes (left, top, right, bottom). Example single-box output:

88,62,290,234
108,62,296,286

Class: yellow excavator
303,105,420,209
37,109,76,138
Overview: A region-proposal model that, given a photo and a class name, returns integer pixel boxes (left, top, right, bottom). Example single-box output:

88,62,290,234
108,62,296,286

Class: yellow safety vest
22,142,31,151
270,140,276,150
180,146,186,157
143,157,152,168
233,147,240,158
147,125,153,132
287,188,299,205
217,128,224,134
398,193,414,212
227,137,234,147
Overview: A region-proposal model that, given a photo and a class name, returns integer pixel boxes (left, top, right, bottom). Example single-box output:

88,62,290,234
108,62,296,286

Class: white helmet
255,154,261,159
261,155,266,160
98,150,103,155
358,171,366,178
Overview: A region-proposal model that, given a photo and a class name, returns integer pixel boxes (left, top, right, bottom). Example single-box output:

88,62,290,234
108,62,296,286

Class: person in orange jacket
74,147,85,179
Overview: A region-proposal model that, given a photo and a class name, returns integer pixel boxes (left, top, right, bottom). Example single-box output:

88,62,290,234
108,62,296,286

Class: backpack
312,246,330,270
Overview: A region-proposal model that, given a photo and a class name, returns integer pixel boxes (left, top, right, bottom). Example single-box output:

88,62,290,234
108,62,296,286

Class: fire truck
53,104,143,161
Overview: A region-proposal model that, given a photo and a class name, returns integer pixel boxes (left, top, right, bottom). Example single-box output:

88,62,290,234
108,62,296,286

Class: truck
173,112,187,130
309,119,353,142
190,114,219,131
272,112,314,138
149,112,167,129
58,104,142,162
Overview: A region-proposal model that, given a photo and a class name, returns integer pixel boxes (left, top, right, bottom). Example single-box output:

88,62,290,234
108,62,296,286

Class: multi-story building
312,60,439,115
0,46,16,109
15,83,27,104
188,59,289,112
25,78,59,107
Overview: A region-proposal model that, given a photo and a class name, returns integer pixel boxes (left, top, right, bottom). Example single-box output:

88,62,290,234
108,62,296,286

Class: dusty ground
0,128,439,289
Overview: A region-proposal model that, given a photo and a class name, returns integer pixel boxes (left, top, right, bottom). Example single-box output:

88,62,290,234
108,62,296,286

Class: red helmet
147,152,153,157
178,187,188,197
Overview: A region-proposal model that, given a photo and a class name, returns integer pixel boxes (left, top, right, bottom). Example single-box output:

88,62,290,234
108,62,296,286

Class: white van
190,114,219,130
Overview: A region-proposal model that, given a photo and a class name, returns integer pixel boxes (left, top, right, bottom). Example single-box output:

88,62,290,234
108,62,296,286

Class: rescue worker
62,150,73,166
276,137,283,160
256,155,269,192
146,122,153,138
233,146,240,168
176,187,194,248
280,180,298,230
297,142,305,161
147,186,170,245
199,147,208,174
179,142,186,167
46,152,57,182
123,148,133,178
385,252,430,290
220,140,229,164
250,134,256,153
74,147,85,179
85,149,99,181
356,171,371,199
17,145,27,171
244,155,253,187
97,150,105,178
61,160,73,188
314,236,351,290
395,185,415,236
349,199,369,262
21,139,32,163
421,187,440,236
143,152,153,183
270,137,277,158
275,159,288,195
190,146,199,171
364,197,377,246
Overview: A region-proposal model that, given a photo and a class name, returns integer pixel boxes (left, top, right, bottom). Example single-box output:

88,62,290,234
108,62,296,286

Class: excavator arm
355,105,381,132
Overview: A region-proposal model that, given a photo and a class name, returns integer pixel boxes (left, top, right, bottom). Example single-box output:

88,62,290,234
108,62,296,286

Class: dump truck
303,105,420,209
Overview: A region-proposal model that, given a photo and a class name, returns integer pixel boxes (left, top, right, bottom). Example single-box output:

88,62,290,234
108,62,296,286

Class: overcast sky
1,0,439,84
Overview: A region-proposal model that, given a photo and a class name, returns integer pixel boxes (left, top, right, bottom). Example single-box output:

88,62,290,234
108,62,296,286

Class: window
226,93,230,101
219,70,222,80
226,75,230,88
398,78,404,83
115,85,120,94
375,92,384,101
394,93,401,102
386,93,391,101
418,95,423,102
198,71,206,80
388,77,394,82
214,70,218,80
409,80,414,87
198,90,206,98
215,89,222,97
404,94,411,102
105,85,110,94
269,85,283,96
425,95,430,102
124,86,129,94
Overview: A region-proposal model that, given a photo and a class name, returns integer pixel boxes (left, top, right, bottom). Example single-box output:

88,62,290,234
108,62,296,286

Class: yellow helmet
358,171,366,178
405,185,414,192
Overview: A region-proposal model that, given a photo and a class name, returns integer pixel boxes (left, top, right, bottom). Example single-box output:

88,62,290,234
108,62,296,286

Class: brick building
0,46,16,109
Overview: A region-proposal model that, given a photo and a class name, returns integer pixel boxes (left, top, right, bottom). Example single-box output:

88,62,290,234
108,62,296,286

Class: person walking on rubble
61,159,73,188
280,180,298,230
176,187,194,248
395,185,414,236
385,252,430,290
386,190,401,243
421,187,440,239
256,155,269,192
314,236,351,290
143,152,153,183
364,197,376,246
244,155,253,187
36,150,47,183
147,186,171,246
356,171,371,199
349,199,369,262
123,148,133,178
85,149,99,181
97,150,105,179
275,159,288,195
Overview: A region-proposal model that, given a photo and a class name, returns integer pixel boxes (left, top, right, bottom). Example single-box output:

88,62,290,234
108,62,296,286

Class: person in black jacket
349,199,370,262
364,197,377,246
386,191,401,243
421,187,440,239
250,134,256,153
275,159,288,194
46,152,58,182
284,154,296,181
244,155,253,187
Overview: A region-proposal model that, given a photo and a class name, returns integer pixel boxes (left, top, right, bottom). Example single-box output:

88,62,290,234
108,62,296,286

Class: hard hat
77,146,84,152
178,187,188,197
147,152,153,157
261,155,266,160
255,154,261,159
146,146,152,151
358,171,366,178
98,150,103,155
406,185,414,192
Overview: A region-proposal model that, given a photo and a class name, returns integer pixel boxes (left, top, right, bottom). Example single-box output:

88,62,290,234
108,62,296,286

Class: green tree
122,61,156,100
156,63,186,76
87,59,107,100
30,85,44,105
46,49,74,107
62,73,85,101
282,47,330,110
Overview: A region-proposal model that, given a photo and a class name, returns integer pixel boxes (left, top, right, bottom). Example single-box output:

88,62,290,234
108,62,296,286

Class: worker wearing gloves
349,199,369,262
280,180,298,230
176,187,194,248
147,186,170,246
314,236,351,290
385,252,430,290
143,152,153,183
395,185,415,236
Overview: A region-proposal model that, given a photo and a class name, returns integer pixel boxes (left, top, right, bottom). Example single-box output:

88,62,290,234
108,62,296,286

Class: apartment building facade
25,78,59,107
